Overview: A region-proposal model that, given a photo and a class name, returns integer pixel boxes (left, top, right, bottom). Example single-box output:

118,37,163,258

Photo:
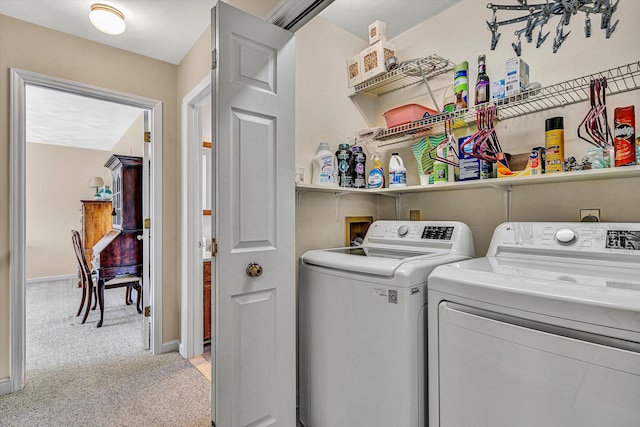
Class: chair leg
125,287,133,305
135,285,142,314
76,281,87,317
82,283,93,324
97,281,105,328
91,287,98,310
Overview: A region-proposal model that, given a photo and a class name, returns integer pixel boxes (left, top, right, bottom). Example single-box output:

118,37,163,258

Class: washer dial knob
398,225,409,237
555,229,576,244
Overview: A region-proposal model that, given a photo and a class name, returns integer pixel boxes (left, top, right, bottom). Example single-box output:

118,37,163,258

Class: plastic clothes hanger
428,117,460,167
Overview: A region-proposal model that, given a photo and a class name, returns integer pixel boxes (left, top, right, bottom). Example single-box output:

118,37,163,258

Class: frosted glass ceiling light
89,4,126,35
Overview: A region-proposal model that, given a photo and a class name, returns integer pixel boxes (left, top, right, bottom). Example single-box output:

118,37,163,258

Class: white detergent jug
312,143,338,186
388,152,407,188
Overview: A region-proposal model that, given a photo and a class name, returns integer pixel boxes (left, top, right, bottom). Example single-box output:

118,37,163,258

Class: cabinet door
112,168,123,228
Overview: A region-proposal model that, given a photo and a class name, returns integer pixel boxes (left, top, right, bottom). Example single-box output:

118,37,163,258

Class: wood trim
202,141,212,148
345,216,374,247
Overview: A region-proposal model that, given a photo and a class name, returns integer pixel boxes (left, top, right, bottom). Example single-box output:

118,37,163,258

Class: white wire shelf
296,165,640,194
372,61,640,146
350,54,455,97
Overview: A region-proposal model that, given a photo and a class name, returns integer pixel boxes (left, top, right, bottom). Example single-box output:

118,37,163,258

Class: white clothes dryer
428,222,640,427
299,220,475,427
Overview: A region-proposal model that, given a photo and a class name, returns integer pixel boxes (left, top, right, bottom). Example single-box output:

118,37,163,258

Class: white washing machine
298,220,475,427
428,222,640,427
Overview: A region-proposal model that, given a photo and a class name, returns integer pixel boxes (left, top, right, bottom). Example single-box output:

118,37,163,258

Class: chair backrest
71,230,93,288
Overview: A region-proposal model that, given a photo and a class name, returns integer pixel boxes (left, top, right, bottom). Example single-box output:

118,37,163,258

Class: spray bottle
367,152,385,189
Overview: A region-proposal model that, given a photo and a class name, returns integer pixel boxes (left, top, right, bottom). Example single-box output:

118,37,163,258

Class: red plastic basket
383,103,437,128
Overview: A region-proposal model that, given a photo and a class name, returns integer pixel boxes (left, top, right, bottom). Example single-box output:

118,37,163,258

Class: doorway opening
9,68,164,393
180,75,212,375
25,83,146,373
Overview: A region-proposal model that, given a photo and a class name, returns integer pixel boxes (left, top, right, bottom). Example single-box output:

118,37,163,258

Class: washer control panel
366,222,458,241
361,221,474,256
363,221,470,243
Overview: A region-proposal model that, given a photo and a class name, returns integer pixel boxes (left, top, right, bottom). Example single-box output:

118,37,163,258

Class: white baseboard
162,339,180,354
179,342,186,359
0,377,12,395
26,274,76,284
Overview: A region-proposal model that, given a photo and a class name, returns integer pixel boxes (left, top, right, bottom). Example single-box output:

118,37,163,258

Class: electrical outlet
409,210,421,221
580,209,600,222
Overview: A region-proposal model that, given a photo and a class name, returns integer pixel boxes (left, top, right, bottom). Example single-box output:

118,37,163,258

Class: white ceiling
320,0,461,42
26,86,143,151
0,0,461,64
2,0,460,150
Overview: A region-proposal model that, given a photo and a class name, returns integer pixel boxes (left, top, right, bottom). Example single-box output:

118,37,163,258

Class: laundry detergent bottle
312,143,338,186
351,146,367,188
367,152,385,189
388,152,407,188
336,143,354,187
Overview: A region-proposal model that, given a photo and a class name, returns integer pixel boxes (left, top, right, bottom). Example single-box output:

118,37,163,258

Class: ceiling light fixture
89,3,126,35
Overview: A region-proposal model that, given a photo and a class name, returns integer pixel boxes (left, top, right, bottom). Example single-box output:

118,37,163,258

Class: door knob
246,263,263,278
136,234,144,241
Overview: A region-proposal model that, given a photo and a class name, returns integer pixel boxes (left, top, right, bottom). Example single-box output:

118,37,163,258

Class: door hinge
212,49,218,70
144,218,151,229
144,131,151,143
212,238,218,257
144,306,151,317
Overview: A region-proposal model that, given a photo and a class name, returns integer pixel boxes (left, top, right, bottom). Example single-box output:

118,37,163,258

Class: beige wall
26,144,111,278
294,17,378,257
0,14,178,379
111,112,144,157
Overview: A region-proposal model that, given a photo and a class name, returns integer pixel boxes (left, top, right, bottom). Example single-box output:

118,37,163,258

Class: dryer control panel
488,222,640,258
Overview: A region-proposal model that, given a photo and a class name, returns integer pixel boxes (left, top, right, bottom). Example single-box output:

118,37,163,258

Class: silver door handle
246,263,263,278
136,234,144,240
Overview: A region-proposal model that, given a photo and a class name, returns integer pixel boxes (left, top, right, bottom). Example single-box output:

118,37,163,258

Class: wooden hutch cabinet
92,155,144,282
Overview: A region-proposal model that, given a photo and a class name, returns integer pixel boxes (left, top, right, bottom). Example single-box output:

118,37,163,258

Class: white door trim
8,68,164,393
180,75,211,359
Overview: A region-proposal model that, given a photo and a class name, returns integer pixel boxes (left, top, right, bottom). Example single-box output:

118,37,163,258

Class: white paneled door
211,2,296,426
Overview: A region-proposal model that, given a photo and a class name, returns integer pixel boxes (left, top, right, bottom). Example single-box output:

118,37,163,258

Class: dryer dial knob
555,229,576,244
398,225,409,237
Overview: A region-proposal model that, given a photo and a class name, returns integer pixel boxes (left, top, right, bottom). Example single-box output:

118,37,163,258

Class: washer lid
301,247,447,276
428,257,640,338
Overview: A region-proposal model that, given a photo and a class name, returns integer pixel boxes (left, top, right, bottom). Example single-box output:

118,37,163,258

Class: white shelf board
296,166,640,195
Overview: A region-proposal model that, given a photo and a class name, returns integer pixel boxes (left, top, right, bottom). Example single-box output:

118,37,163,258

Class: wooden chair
71,230,142,327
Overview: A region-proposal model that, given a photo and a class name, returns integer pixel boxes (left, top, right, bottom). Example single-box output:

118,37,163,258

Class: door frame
180,75,211,359
9,68,164,392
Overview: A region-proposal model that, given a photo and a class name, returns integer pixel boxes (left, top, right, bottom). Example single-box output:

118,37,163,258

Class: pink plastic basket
383,103,437,128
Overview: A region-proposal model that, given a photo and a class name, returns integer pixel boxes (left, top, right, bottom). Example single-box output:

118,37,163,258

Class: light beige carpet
0,279,211,427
